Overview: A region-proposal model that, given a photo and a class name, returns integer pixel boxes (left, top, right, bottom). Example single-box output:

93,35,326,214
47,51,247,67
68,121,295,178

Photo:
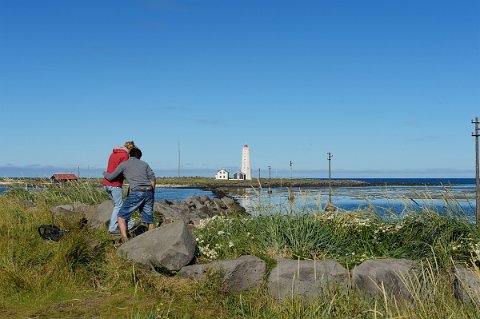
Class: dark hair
129,147,142,159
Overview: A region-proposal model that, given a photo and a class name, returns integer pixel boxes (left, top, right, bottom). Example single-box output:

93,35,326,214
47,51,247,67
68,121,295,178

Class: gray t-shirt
103,157,156,192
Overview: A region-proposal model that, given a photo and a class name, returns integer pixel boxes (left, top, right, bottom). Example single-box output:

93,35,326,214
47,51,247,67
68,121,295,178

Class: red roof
52,174,78,180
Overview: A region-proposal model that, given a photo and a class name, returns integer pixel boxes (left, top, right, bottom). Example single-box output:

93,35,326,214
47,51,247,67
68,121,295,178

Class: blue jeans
104,186,134,232
118,191,155,224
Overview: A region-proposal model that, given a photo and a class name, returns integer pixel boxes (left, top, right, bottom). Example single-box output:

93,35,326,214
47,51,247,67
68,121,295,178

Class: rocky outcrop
50,194,244,230
268,259,349,300
178,255,266,293
117,220,196,274
454,265,480,306
352,259,421,301
154,195,246,226
50,202,95,220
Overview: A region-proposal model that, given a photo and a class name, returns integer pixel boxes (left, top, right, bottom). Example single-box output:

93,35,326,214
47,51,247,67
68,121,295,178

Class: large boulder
268,259,349,300
117,220,196,274
352,259,420,301
89,200,114,229
454,264,480,305
178,255,266,293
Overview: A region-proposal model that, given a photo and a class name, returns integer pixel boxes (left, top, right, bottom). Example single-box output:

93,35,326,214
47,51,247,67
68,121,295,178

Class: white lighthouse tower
241,144,252,180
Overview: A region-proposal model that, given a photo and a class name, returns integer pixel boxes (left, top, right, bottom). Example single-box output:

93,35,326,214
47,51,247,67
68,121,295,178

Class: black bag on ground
38,225,66,241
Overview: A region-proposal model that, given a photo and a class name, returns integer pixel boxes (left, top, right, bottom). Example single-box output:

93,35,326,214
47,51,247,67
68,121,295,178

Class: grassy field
1,181,480,318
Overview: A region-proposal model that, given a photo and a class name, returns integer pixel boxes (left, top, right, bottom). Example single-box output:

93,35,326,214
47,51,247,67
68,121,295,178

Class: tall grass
191,192,480,317
2,183,480,318
194,207,480,268
6,179,108,206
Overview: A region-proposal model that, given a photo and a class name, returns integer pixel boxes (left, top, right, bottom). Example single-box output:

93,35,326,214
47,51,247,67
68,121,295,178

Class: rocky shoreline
157,179,369,189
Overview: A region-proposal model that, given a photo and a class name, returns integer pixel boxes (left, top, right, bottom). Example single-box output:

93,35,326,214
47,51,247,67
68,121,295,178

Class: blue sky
1,0,479,178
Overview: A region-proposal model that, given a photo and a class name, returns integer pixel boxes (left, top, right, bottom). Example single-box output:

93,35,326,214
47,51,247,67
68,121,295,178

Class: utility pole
268,165,272,194
258,168,261,179
177,142,181,178
472,117,480,225
289,161,293,180
326,152,334,212
288,161,294,201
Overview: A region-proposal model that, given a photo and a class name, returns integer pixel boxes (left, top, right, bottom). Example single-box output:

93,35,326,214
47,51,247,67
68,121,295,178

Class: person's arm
147,165,156,191
103,162,125,181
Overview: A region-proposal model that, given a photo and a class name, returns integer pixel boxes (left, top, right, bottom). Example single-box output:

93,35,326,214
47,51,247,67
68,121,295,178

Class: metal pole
258,168,261,179
268,165,272,194
327,152,333,204
178,142,181,177
289,161,293,180
472,117,480,225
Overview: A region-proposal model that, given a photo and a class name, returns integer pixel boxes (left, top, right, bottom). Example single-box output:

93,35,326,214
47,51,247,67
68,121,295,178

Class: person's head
129,147,142,159
124,141,136,151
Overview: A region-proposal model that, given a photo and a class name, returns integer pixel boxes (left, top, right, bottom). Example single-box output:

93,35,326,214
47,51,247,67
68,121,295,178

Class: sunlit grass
1,183,480,318
194,194,480,269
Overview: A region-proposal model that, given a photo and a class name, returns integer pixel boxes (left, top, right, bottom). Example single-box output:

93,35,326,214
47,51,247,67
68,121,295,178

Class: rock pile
154,195,246,226
50,195,246,230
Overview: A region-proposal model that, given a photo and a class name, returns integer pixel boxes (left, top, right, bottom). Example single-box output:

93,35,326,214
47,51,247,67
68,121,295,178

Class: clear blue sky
1,0,479,178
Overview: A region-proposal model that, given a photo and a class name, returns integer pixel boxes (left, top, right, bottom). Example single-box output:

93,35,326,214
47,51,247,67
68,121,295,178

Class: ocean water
232,180,476,219
314,177,476,186
153,188,214,201
0,179,477,219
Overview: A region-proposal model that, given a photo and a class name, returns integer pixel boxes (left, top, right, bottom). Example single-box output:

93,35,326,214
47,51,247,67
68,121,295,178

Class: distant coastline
0,177,475,192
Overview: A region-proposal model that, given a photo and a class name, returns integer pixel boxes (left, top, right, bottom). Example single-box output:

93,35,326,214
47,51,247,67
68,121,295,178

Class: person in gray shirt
103,147,156,241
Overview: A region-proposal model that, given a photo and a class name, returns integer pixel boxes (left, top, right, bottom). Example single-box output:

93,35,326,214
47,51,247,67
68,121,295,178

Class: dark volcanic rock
154,195,246,226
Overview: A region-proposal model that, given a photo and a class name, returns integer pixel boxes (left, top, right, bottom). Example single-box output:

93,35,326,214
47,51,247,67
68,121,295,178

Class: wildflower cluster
194,216,256,261
195,215,228,230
